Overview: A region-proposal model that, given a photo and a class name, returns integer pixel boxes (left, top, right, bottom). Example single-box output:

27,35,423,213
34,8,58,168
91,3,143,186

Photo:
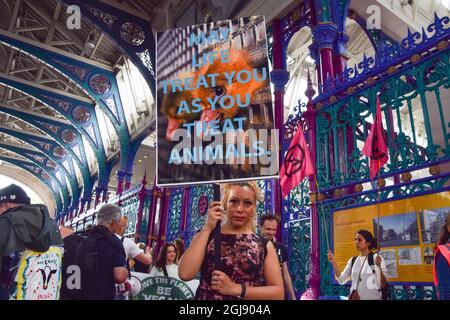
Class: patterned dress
195,233,267,300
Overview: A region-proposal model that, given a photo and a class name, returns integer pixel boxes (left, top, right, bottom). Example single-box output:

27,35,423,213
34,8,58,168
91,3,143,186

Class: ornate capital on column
270,69,290,92
335,32,350,56
117,170,127,180
308,42,320,65
312,23,338,50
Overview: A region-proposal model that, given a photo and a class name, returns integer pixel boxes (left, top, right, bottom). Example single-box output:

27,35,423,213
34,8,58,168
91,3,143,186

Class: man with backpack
61,203,128,300
0,184,63,300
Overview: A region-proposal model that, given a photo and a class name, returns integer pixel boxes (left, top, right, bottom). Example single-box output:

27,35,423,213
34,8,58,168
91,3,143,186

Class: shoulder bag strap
355,256,368,290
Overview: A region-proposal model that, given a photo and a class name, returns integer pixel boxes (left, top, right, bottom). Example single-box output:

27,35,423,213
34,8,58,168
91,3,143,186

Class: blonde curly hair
220,181,262,232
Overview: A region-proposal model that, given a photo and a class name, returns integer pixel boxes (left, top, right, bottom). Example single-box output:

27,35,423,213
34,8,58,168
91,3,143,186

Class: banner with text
156,16,278,186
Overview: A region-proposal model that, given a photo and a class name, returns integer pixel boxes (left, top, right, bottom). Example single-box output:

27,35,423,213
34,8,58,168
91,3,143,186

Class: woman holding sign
178,182,284,300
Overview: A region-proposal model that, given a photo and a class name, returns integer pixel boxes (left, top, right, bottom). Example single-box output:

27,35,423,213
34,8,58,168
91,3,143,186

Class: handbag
348,256,368,300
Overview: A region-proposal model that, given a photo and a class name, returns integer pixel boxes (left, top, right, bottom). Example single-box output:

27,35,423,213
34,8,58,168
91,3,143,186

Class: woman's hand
128,258,135,270
327,250,335,262
204,201,225,232
375,255,382,267
211,270,241,297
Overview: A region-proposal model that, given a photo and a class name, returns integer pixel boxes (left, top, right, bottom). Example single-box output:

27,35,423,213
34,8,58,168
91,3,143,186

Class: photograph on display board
379,249,398,278
373,212,420,247
156,16,278,186
398,247,422,265
423,246,434,265
419,207,450,244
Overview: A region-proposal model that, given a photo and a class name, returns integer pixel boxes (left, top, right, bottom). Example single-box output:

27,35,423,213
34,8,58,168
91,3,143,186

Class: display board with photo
332,191,450,284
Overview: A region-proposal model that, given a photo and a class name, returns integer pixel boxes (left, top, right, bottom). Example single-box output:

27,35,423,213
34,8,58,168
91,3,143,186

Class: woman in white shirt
149,243,180,279
327,230,388,300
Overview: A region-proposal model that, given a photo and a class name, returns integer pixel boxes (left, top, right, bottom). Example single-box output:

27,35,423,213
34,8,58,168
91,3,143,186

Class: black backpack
351,252,390,300
60,228,107,300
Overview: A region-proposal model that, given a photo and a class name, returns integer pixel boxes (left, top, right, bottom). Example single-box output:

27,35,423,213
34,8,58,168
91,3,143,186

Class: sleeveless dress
195,233,266,300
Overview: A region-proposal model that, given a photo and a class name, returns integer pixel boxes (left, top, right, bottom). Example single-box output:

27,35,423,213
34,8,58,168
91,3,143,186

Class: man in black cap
0,184,63,300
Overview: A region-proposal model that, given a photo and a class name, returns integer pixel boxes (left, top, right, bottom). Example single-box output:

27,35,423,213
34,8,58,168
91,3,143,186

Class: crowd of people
0,182,449,300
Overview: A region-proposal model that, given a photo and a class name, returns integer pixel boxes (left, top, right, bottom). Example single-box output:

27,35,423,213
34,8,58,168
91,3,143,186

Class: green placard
132,276,195,300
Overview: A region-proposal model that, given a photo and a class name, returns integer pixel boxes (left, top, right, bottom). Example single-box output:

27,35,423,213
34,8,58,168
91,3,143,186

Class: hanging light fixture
86,30,96,49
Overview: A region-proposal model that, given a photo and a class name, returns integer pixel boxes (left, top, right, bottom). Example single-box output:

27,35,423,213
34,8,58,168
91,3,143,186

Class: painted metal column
146,182,160,246
301,71,320,300
312,23,338,83
125,172,133,191
79,198,87,214
94,186,102,208
180,187,191,239
116,170,127,196
102,187,109,204
333,32,349,75
270,19,289,242
156,188,170,254
135,173,148,243
309,42,322,95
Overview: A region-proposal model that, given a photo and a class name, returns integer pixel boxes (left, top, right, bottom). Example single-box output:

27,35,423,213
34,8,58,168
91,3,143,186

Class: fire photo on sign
156,16,278,186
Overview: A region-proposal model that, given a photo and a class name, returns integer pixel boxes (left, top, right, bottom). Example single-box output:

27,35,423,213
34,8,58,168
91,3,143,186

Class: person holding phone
178,181,284,300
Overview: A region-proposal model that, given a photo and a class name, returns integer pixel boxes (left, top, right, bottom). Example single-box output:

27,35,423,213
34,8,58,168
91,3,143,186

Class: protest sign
156,16,278,186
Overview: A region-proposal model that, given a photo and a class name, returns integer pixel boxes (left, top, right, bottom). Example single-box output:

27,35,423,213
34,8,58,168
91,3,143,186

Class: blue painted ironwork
120,193,141,237
185,185,214,246
0,127,71,212
0,105,94,201
281,0,313,66
318,14,449,98
287,217,311,296
0,141,79,211
315,49,450,190
61,0,155,95
0,31,132,176
165,188,183,243
0,156,63,216
351,11,401,64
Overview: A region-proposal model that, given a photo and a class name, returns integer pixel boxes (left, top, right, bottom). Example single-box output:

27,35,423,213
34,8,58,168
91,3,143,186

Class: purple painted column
312,24,337,191
156,188,170,254
94,189,100,208
116,170,127,196
301,71,320,300
79,198,87,214
312,23,338,81
333,33,349,75
146,180,160,246
102,187,109,203
180,187,191,238
270,19,289,242
135,173,148,243
125,172,133,191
